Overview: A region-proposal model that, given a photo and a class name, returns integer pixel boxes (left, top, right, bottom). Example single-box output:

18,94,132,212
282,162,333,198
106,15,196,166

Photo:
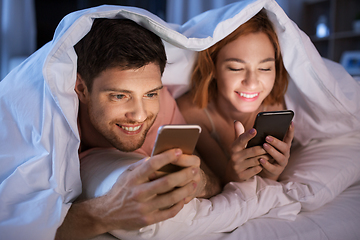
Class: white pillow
280,132,360,211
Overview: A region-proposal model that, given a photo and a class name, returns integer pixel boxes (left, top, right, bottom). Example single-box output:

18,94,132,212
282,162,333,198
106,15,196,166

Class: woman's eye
228,67,243,71
259,68,271,72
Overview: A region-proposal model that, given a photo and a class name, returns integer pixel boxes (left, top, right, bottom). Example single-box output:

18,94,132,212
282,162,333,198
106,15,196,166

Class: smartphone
151,124,202,172
247,110,294,148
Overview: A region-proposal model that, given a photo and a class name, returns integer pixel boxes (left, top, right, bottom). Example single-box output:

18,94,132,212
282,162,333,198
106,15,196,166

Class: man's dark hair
74,18,167,91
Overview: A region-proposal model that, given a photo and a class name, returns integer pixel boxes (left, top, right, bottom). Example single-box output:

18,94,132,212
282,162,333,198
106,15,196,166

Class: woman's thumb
234,120,245,138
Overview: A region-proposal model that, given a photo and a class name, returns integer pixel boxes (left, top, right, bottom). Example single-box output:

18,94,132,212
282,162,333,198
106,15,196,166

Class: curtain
0,0,36,79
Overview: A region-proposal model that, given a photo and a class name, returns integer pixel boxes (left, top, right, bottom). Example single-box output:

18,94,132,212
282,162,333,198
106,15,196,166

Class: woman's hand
257,122,294,181
224,121,268,183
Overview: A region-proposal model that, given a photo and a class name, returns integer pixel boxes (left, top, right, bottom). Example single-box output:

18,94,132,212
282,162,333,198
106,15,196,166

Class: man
55,18,220,239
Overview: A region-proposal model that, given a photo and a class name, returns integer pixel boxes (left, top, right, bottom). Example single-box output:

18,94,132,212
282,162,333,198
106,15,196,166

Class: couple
1,0,360,239
65,9,292,239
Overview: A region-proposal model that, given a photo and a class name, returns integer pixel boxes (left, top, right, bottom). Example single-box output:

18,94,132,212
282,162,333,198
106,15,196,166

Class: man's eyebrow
102,85,163,93
102,88,131,93
224,57,275,64
147,85,163,93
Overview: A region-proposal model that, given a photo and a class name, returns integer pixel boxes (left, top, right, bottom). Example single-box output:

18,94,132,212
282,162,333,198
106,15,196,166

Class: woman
177,10,294,184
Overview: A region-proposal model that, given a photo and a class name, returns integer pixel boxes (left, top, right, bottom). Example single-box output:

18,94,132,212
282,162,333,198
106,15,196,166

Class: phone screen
151,125,201,172
247,110,294,148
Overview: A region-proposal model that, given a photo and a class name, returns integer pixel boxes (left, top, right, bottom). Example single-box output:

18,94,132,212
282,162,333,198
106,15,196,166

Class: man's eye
146,92,158,98
115,94,125,99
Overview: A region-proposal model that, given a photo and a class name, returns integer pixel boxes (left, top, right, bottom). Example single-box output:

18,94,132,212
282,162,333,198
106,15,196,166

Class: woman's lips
236,91,259,102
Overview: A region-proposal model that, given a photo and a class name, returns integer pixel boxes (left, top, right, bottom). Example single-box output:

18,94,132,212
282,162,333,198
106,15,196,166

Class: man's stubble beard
112,114,157,152
88,103,158,152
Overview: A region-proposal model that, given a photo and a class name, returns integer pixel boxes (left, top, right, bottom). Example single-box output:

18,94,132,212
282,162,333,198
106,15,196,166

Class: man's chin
113,139,145,152
118,144,142,152
111,116,155,152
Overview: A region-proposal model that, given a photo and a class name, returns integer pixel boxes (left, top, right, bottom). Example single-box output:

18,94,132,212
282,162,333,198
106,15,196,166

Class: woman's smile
237,91,260,102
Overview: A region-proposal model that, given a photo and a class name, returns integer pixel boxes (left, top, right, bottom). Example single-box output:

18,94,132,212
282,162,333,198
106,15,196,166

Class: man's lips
116,123,143,134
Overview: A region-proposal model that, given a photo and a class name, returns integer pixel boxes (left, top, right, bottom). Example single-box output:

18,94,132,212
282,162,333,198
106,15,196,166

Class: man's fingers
140,180,197,213
133,165,198,200
172,154,200,168
141,200,185,227
131,149,182,183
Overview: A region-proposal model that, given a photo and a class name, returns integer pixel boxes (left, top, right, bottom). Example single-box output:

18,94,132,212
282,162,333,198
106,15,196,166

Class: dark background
34,0,166,49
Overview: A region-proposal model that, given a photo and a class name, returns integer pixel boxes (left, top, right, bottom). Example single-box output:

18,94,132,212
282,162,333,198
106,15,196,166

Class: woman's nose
243,71,259,89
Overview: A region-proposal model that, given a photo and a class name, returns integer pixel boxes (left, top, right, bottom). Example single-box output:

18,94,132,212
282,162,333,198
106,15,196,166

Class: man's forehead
92,64,163,93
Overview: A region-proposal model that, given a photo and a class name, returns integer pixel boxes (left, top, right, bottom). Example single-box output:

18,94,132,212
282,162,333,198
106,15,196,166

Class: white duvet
0,0,360,239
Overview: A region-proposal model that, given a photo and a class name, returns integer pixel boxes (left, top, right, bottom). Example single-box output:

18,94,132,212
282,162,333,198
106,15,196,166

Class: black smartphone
151,124,202,172
246,110,294,148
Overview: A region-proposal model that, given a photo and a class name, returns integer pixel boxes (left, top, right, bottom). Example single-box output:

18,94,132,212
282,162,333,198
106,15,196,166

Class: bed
90,179,360,240
82,132,360,240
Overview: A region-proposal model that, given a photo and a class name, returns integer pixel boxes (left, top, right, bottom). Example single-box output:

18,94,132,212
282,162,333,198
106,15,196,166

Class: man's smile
116,123,143,134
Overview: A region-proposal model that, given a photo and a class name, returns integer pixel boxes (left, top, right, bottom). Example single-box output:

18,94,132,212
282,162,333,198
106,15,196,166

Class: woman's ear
75,73,89,103
212,66,217,80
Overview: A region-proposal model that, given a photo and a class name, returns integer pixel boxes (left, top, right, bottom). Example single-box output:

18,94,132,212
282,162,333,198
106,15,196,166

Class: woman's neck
213,96,263,132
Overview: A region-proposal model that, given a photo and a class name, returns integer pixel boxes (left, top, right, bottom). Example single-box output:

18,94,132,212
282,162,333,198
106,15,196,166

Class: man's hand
56,148,200,240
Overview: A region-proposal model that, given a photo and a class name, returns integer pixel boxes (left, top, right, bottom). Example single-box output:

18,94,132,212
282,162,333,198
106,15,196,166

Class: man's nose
125,99,147,122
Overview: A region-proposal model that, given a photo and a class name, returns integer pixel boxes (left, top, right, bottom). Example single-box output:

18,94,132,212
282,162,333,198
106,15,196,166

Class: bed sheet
194,179,360,240
92,179,360,240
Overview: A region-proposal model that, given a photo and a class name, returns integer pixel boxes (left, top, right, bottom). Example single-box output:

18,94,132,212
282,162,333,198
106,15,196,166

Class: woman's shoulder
176,92,199,113
176,92,211,128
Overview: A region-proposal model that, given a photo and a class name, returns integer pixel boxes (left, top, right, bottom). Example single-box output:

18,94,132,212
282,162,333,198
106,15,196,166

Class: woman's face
215,32,276,113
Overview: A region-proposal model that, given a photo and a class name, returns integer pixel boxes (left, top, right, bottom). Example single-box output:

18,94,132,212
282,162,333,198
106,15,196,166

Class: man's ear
75,73,89,103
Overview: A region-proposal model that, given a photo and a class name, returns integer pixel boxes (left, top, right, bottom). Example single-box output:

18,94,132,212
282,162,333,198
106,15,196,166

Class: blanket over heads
0,0,360,239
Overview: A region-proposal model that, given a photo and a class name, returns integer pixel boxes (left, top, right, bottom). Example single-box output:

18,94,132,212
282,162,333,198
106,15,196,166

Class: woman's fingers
231,128,257,153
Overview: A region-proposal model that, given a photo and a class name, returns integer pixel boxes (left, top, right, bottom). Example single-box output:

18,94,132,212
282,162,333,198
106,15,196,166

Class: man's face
85,63,162,152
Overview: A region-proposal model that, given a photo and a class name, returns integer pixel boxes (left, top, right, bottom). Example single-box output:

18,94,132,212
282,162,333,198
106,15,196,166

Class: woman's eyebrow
259,57,275,63
224,58,246,63
224,57,275,64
